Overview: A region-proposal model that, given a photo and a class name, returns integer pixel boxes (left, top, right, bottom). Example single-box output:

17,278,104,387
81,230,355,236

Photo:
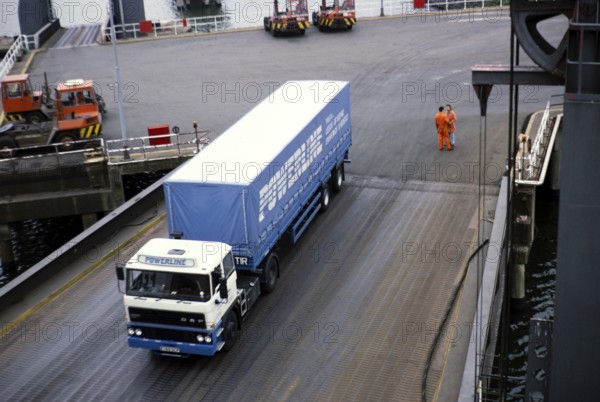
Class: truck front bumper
126,322,221,356
128,336,218,356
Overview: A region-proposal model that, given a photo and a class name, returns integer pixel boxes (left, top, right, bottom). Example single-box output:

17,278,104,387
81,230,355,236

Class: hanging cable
421,239,490,402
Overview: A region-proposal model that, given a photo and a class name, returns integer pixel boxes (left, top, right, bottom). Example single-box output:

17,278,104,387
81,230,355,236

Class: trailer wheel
26,111,46,124
261,253,279,293
320,184,330,212
222,312,239,351
332,165,344,193
54,131,79,151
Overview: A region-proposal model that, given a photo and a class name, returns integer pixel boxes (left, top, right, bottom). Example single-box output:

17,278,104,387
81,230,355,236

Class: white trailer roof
168,80,349,185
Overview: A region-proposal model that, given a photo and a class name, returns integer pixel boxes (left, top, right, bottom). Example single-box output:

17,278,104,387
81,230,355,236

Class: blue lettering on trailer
258,125,324,222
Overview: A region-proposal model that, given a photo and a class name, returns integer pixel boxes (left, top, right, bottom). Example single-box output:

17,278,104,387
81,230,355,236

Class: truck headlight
128,328,135,336
204,335,212,344
135,329,143,336
196,334,204,342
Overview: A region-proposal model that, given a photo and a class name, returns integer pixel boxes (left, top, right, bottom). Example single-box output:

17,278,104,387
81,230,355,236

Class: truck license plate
159,346,180,353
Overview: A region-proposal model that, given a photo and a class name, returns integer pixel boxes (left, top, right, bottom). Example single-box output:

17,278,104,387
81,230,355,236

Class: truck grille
137,326,201,343
128,307,206,329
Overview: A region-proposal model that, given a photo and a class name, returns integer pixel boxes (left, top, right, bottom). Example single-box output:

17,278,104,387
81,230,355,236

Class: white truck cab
117,238,257,356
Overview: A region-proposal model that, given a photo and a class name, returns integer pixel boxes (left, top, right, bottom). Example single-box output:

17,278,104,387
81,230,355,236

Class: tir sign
234,256,249,266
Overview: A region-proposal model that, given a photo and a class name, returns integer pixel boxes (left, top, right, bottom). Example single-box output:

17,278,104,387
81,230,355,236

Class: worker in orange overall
434,106,452,151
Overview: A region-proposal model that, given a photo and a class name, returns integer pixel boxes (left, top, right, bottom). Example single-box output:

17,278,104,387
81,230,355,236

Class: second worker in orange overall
434,106,452,151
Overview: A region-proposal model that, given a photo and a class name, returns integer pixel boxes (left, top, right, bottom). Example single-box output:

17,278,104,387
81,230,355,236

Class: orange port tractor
1,74,53,124
264,0,311,36
0,78,105,153
51,79,104,148
313,0,356,31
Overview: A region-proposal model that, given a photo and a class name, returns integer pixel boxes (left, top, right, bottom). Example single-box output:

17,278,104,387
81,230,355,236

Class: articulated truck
116,81,352,356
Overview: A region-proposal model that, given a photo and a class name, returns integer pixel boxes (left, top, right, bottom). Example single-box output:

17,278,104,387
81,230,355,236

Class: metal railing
105,131,210,165
358,0,509,18
0,138,106,174
0,19,61,80
102,15,231,42
0,130,210,173
0,36,27,80
515,95,563,185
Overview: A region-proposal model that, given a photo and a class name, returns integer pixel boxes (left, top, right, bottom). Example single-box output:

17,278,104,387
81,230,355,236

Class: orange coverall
434,112,452,150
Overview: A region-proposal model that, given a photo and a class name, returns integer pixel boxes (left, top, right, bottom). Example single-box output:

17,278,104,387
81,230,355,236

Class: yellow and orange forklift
312,0,356,31
0,75,106,152
264,0,310,36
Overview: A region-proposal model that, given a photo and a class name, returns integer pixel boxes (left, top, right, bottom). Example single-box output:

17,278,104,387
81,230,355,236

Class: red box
139,20,153,34
147,125,171,146
414,0,425,8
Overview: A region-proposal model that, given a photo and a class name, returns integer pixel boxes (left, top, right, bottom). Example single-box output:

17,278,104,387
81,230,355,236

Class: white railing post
0,36,26,80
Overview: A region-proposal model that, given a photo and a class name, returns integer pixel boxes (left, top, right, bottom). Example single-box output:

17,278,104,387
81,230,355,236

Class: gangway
515,95,563,186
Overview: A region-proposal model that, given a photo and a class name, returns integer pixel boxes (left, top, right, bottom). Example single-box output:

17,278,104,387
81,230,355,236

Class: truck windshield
58,89,95,106
126,269,211,302
290,0,307,15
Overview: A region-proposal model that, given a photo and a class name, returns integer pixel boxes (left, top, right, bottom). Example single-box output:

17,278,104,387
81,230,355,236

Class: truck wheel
222,312,239,351
96,95,107,114
332,165,344,193
54,131,79,151
260,253,279,293
26,111,46,124
0,136,18,149
320,184,330,212
0,136,18,158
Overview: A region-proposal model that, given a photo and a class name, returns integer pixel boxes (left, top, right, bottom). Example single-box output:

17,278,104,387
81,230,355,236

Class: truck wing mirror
219,277,228,300
115,264,125,294
116,263,125,280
